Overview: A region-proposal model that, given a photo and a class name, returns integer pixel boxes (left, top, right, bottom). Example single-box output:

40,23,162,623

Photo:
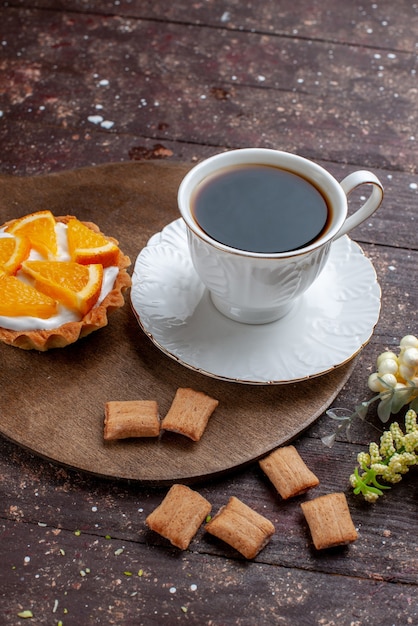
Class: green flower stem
351,467,391,499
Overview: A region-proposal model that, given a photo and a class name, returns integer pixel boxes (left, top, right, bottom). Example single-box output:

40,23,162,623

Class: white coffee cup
177,148,383,324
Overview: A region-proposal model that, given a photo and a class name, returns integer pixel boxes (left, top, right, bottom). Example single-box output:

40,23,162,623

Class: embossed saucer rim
131,304,369,385
130,219,381,385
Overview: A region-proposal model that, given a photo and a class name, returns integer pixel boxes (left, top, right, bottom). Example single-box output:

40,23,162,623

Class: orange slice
5,210,58,259
21,260,103,316
67,218,119,267
0,271,58,318
0,235,31,274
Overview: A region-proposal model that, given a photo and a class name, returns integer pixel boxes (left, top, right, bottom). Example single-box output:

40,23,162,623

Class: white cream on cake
0,223,119,331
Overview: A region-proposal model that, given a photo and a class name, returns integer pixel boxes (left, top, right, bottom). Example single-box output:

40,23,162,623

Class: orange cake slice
21,260,103,316
5,209,58,259
67,217,120,267
0,271,58,318
0,235,31,274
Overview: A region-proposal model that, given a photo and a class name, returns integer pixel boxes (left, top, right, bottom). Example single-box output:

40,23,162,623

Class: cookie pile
102,387,358,557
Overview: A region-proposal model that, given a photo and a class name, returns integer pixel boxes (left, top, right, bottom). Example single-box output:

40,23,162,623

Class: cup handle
335,170,384,239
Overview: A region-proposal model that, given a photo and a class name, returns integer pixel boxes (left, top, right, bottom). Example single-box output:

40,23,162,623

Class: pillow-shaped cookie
0,211,131,350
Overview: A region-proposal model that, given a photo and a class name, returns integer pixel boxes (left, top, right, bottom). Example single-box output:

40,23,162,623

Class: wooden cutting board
0,161,356,484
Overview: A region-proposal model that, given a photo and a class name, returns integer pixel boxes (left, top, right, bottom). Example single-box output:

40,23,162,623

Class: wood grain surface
0,162,357,483
1,3,418,625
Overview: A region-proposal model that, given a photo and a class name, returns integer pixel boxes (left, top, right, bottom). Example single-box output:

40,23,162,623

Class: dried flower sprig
322,403,370,448
322,335,418,502
368,335,418,422
322,380,418,448
323,335,418,448
349,409,418,501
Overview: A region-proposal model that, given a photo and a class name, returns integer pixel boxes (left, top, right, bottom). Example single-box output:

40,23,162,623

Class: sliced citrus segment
67,218,119,267
5,210,58,259
21,260,103,316
0,272,58,318
0,235,31,274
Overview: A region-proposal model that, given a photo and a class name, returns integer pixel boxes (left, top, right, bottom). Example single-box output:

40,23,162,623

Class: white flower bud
377,358,398,376
400,347,418,368
398,363,415,382
380,373,397,388
377,351,398,367
368,372,384,392
400,335,418,349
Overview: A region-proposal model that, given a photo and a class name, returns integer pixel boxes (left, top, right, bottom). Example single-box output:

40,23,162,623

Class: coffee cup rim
177,148,348,258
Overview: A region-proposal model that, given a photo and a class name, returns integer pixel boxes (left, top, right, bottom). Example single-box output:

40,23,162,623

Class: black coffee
191,164,330,253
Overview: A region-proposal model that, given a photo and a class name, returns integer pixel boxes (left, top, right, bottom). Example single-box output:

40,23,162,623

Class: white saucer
130,219,381,384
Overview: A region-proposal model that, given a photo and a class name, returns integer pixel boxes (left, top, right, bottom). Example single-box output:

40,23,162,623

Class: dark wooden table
1,2,418,624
